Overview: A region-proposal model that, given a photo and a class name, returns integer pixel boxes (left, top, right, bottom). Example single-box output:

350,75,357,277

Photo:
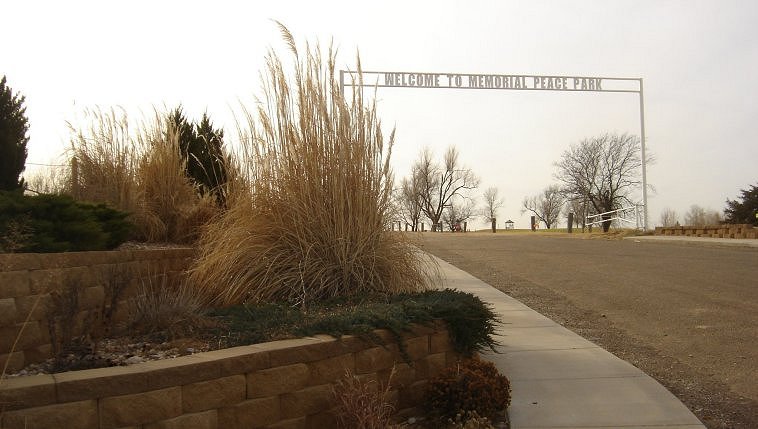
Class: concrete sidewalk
432,255,706,429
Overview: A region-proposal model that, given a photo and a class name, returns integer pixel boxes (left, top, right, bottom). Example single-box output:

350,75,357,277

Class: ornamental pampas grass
189,24,435,306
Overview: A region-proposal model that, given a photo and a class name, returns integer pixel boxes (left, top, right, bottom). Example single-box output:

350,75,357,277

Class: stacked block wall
654,224,756,239
0,327,461,428
0,249,195,371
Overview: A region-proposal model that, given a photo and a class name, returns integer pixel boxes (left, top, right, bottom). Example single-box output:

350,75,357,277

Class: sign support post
341,70,649,230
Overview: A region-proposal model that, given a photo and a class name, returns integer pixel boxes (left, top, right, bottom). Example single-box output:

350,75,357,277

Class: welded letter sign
381,72,603,91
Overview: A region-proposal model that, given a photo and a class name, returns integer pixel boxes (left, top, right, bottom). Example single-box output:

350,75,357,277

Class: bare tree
415,146,480,231
481,186,504,224
521,185,564,229
705,210,722,225
685,205,721,225
563,197,589,230
396,169,424,231
659,207,679,227
555,133,648,232
441,197,476,231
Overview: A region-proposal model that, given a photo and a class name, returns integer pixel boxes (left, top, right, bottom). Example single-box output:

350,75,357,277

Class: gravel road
418,232,758,429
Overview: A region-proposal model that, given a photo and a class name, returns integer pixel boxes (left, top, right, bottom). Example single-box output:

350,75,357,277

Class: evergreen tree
724,184,758,225
0,76,29,191
166,107,227,205
193,113,227,204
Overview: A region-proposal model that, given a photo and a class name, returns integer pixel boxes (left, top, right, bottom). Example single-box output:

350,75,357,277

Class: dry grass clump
134,117,220,243
67,107,140,210
189,24,435,306
127,270,214,339
332,368,402,429
67,108,222,243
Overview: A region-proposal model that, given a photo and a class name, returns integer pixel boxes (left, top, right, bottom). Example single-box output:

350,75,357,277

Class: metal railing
586,205,644,230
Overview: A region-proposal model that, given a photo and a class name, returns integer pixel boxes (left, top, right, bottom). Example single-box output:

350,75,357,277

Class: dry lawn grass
189,24,436,306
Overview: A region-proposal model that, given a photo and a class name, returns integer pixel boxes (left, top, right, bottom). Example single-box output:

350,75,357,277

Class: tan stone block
0,350,24,373
133,249,175,262
144,410,218,429
416,352,447,380
266,337,339,367
140,354,222,390
354,344,400,374
13,294,49,323
248,363,310,398
0,373,56,410
99,387,182,428
28,268,64,294
0,254,41,271
398,380,427,409
403,335,429,360
37,252,79,269
111,299,132,325
354,371,379,387
201,344,270,376
329,334,378,354
0,321,47,351
79,286,106,310
407,323,441,337
1,399,97,429
0,297,18,326
0,271,31,299
380,362,415,388
280,384,334,419
182,374,246,413
0,324,22,352
23,343,53,364
54,365,150,402
218,396,280,429
268,416,307,429
304,410,337,429
430,330,451,353
386,388,400,408
307,353,354,386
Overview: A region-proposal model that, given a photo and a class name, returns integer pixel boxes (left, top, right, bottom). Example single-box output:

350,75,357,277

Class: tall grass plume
190,24,436,306
67,108,222,243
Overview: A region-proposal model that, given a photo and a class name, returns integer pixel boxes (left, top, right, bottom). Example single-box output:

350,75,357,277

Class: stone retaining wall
0,326,460,428
0,249,195,371
654,224,755,239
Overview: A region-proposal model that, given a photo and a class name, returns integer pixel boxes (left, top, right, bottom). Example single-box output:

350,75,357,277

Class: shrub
425,358,511,422
0,191,132,252
400,289,499,356
189,24,435,306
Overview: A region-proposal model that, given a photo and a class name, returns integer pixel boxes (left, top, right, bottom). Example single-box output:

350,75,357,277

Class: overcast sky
3,0,756,229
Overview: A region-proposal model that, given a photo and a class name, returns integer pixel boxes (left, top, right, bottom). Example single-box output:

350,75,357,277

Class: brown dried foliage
189,25,436,306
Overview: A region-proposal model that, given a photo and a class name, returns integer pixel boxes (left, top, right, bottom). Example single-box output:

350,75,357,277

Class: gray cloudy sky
3,0,756,229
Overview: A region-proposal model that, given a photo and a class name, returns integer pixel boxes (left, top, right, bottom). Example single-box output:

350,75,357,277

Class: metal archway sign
340,70,649,230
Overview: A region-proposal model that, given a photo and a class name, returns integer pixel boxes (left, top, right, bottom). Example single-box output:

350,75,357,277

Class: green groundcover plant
210,288,500,358
0,191,132,252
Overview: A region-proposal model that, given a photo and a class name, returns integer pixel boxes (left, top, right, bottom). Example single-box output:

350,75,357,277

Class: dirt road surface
418,232,758,429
